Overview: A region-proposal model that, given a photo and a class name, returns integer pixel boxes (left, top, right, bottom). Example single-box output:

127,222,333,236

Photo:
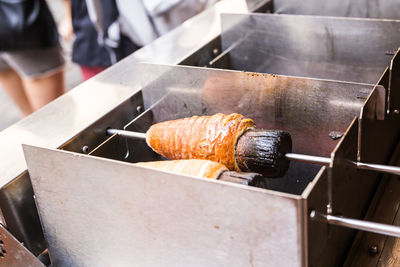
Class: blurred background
0,0,83,131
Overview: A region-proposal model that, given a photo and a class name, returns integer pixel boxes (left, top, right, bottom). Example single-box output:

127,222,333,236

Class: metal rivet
327,204,333,215
309,210,316,219
136,106,143,113
213,48,219,55
329,131,343,140
82,146,89,154
368,245,379,255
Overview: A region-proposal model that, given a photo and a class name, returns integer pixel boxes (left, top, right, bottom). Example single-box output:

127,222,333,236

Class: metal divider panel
23,145,305,267
0,223,44,267
378,67,390,113
90,109,162,164
302,118,360,267
344,130,400,266
323,118,361,266
136,63,377,194
342,58,400,266
138,63,374,157
219,13,400,84
301,166,328,267
273,0,400,19
359,82,400,165
389,48,400,113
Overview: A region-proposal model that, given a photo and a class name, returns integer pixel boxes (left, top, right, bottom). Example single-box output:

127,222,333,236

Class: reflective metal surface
0,0,271,253
23,145,305,267
216,14,400,84
303,166,330,266
0,224,44,267
1,0,400,264
344,129,400,266
389,49,400,114
138,63,373,158
134,63,379,195
274,0,400,19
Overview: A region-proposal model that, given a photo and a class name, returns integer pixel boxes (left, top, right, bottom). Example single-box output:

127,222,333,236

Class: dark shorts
0,45,65,79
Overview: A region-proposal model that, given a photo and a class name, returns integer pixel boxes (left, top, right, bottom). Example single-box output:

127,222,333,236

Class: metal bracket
0,223,44,267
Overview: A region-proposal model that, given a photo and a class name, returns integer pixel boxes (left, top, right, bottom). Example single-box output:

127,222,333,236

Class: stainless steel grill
2,0,400,266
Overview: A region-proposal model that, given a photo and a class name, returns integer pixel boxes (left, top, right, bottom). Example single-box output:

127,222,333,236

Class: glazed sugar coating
135,159,228,179
146,113,255,171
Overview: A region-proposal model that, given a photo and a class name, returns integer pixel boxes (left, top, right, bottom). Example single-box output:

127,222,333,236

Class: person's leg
22,70,65,111
4,45,65,112
0,68,33,116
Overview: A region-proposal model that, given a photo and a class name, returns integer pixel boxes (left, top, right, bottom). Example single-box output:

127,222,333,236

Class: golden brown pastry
135,159,228,179
146,113,255,171
135,159,267,188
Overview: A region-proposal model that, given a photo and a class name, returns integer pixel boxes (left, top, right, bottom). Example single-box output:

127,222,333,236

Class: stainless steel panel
0,0,270,252
359,73,400,165
0,224,44,267
302,166,329,266
274,0,400,19
133,64,377,194
0,173,45,256
304,118,361,267
337,66,400,265
389,48,400,113
344,139,400,266
138,63,374,157
218,14,400,84
323,118,362,266
60,91,144,154
23,145,305,266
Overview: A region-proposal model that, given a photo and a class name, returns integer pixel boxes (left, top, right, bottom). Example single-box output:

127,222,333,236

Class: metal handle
310,210,400,238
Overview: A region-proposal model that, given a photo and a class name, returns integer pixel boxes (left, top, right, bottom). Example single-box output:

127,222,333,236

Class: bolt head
368,245,379,255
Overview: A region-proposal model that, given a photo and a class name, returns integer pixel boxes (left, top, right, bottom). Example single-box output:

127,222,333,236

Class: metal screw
82,146,89,154
329,131,343,140
309,210,316,219
385,51,396,56
327,204,333,215
212,48,219,55
136,105,143,113
368,245,379,255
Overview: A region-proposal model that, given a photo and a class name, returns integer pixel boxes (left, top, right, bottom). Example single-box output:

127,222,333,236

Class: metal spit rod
310,211,400,238
107,128,147,139
107,128,400,176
